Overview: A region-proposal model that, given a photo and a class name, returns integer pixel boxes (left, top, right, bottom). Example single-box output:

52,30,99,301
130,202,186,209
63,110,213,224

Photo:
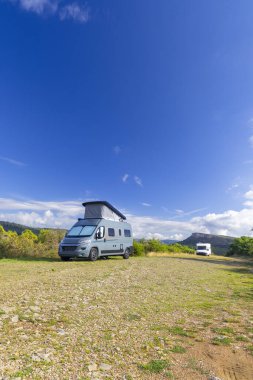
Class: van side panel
95,220,133,257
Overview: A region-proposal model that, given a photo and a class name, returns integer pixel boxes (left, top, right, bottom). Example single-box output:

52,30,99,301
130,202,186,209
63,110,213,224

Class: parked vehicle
58,201,133,261
196,242,211,256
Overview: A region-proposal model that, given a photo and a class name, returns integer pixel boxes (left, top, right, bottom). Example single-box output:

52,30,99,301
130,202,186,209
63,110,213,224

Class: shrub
227,236,253,256
0,225,65,259
133,241,145,256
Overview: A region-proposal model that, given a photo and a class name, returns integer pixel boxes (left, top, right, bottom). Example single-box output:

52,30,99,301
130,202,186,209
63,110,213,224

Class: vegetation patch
169,326,196,338
212,327,235,335
139,359,170,373
171,345,186,353
212,336,232,346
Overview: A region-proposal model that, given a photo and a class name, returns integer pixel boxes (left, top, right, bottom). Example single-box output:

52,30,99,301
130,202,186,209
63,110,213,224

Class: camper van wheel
61,257,70,261
89,248,98,262
123,248,130,259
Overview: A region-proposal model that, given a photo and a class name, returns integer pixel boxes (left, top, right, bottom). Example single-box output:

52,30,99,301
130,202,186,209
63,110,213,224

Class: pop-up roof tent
82,201,126,221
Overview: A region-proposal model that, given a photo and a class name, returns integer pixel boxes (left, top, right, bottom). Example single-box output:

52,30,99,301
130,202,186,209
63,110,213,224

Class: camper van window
96,226,105,239
67,225,96,237
108,228,115,237
197,245,207,250
119,229,121,236
124,229,131,237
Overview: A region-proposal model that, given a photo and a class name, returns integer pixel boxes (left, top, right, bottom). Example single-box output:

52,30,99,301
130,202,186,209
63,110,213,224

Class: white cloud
127,207,253,240
141,202,151,207
244,189,253,200
59,2,89,23
134,176,143,187
122,174,129,183
249,135,253,147
1,189,253,239
0,156,25,167
0,198,84,228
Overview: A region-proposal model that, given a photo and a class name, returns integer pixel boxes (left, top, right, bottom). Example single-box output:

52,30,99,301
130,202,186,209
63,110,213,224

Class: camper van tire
61,257,70,261
89,248,99,262
123,248,130,259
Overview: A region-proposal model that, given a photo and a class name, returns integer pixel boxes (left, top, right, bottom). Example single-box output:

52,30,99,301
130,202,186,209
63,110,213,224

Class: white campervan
58,201,133,261
196,243,211,256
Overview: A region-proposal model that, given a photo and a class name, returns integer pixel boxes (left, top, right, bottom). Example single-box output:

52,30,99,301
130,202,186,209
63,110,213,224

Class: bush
227,236,253,256
0,225,65,259
133,241,145,256
133,239,194,255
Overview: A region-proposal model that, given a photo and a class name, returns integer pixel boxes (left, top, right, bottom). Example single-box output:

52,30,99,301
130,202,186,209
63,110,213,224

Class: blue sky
1,0,253,239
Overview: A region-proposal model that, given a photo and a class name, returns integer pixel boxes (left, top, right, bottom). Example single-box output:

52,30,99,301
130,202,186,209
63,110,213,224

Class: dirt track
0,255,252,379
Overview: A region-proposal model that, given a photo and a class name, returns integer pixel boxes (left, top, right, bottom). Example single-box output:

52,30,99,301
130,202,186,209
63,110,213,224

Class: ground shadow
0,256,122,263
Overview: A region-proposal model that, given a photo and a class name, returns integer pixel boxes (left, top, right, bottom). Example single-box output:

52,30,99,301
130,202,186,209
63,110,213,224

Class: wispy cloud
141,202,151,207
134,176,143,187
122,174,129,183
226,183,239,192
170,207,207,219
113,146,121,155
0,156,26,167
59,2,89,23
7,0,90,23
249,135,253,147
17,0,57,15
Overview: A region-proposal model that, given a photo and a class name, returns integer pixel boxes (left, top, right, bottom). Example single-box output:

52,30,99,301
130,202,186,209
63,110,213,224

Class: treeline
0,226,65,258
133,239,195,256
2,224,253,258
227,236,253,256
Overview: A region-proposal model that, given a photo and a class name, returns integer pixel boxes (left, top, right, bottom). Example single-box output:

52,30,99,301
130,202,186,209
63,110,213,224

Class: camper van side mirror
96,227,105,240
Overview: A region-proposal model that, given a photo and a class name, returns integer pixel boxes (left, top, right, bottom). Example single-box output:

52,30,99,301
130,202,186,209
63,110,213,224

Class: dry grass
0,255,253,379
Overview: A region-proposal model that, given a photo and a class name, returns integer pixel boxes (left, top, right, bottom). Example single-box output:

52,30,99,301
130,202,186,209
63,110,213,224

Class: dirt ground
0,255,252,379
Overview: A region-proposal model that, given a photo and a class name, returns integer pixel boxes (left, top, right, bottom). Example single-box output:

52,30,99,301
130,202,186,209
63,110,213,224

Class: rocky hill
180,232,235,255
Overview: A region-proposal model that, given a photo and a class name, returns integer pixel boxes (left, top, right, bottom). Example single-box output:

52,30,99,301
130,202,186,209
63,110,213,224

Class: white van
196,243,211,256
58,201,133,261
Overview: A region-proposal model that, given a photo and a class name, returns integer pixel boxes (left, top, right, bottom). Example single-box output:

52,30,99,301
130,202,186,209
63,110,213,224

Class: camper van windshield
197,245,207,250
67,225,96,237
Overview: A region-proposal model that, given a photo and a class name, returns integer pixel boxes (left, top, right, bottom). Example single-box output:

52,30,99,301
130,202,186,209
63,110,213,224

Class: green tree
227,236,253,256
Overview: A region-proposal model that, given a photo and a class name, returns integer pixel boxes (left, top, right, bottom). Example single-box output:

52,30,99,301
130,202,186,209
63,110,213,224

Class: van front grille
62,246,77,252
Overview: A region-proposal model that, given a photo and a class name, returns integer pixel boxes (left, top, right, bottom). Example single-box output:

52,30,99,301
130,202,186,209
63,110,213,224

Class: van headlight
80,239,91,245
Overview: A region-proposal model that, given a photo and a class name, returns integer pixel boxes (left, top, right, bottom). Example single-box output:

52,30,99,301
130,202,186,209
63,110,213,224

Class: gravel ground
0,255,252,379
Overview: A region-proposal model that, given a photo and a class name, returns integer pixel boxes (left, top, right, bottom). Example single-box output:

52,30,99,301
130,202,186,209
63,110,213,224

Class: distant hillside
162,239,178,245
180,232,235,255
0,221,66,235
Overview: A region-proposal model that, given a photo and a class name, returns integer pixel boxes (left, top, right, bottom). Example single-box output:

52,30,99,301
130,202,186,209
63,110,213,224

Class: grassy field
0,255,253,380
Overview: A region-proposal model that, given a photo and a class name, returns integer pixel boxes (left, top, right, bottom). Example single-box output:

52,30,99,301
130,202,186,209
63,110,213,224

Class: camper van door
103,226,117,254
